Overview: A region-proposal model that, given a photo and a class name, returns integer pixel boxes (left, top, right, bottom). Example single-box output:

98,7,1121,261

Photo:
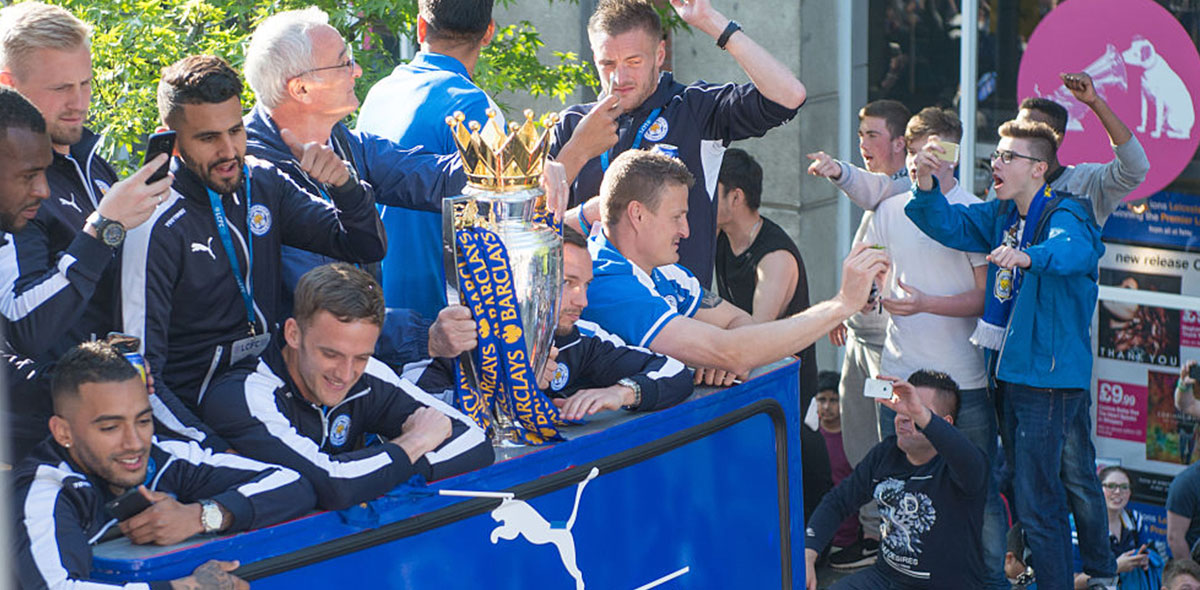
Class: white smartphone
863,377,894,399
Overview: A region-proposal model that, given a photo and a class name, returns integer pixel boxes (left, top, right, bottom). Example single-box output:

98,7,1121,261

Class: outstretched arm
1063,72,1132,147
670,0,805,109
649,244,887,375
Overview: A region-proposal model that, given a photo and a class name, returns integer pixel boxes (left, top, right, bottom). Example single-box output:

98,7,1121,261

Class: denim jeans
879,387,1009,589
1002,382,1089,590
1060,394,1118,578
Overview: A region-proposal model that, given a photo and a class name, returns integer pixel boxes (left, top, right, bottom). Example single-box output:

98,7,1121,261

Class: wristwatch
199,499,224,534
618,377,642,410
86,212,126,248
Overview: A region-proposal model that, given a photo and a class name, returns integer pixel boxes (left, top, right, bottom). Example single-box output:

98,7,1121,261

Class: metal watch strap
619,377,642,410
716,20,742,50
199,499,223,533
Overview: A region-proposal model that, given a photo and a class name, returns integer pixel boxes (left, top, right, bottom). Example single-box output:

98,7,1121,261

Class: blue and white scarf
971,183,1055,350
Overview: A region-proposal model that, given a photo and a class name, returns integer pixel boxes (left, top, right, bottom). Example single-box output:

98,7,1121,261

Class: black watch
716,20,742,50
87,213,126,248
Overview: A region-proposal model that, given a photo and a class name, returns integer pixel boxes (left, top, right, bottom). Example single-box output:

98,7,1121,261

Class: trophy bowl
443,185,563,393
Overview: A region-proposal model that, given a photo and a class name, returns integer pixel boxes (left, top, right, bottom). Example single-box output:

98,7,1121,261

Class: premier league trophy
443,109,563,446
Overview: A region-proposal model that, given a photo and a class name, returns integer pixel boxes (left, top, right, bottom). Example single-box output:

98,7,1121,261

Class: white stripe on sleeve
0,241,75,321
242,362,393,479
365,358,486,465
23,464,153,590
152,438,302,498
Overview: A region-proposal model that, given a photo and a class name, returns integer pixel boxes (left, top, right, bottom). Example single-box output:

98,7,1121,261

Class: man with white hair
0,2,217,459
242,7,569,368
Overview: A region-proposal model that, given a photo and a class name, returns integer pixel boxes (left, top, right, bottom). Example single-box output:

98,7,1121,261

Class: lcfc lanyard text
207,165,257,335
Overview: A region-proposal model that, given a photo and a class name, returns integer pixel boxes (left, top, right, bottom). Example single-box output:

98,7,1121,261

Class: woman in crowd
1073,466,1163,589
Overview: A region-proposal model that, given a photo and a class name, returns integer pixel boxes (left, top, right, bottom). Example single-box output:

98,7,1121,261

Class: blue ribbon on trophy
445,108,565,445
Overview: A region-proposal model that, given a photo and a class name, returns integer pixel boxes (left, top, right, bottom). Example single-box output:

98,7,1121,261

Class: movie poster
1097,269,1181,367
1092,238,1200,505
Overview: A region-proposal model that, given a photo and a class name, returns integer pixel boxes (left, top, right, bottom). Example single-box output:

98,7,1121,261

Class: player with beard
804,370,988,589
120,55,387,451
12,340,314,590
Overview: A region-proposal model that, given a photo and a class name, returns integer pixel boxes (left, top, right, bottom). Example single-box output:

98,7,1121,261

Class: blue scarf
971,183,1054,350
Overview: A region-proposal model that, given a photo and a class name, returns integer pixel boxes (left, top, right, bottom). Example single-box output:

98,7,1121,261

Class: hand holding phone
105,487,154,521
935,140,959,164
863,377,893,399
143,131,176,185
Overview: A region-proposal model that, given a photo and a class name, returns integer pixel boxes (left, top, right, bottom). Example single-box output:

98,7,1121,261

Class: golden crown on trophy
445,109,559,190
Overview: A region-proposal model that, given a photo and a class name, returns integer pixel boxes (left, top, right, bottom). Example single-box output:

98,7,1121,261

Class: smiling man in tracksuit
200,263,493,511
121,55,388,452
13,341,315,590
904,119,1107,590
549,0,805,286
0,2,216,459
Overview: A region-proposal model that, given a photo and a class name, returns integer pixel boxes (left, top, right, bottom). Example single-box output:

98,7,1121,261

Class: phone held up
863,377,894,399
143,131,176,184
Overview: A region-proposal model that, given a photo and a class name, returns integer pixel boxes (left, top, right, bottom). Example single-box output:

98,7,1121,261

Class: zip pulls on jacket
306,388,372,448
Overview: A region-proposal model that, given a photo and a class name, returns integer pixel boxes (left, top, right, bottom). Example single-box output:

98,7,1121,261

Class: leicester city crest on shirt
329,414,351,447
248,204,272,236
550,363,570,391
645,116,669,142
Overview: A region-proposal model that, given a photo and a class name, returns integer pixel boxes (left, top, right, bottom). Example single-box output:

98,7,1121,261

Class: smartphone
1189,363,1200,382
142,131,176,184
105,487,153,521
864,377,894,399
935,140,959,163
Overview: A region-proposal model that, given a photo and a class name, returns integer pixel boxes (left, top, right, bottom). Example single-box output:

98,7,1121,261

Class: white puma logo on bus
488,467,599,589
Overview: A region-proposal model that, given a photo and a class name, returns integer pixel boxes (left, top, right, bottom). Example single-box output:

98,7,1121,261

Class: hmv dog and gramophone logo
1018,0,1200,203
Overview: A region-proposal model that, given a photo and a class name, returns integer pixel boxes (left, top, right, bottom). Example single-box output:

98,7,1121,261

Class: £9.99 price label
1097,380,1148,442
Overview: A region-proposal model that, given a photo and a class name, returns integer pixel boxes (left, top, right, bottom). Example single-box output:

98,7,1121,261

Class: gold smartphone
935,140,959,163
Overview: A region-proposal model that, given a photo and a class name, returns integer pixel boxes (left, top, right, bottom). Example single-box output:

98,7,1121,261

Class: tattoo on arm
699,289,723,309
177,562,237,590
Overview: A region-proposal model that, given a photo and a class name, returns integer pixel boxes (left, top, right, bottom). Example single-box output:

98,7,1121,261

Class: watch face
101,222,125,246
201,502,222,532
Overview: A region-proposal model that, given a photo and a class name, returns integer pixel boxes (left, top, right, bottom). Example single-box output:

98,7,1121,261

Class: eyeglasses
990,149,1044,164
295,47,356,78
1102,482,1131,492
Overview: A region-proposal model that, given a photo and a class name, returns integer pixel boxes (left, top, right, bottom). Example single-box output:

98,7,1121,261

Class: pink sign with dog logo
1017,0,1200,202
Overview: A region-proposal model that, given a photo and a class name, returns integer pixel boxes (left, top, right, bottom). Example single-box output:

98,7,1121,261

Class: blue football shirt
580,231,702,347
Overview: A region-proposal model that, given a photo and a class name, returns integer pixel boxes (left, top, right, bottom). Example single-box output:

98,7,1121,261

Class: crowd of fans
0,0,1192,588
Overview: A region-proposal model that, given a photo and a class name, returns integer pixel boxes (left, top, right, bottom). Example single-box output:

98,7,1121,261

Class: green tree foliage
53,0,596,171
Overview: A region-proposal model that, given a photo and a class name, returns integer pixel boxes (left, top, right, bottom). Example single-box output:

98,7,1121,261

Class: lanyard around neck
600,106,663,172
206,165,257,334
